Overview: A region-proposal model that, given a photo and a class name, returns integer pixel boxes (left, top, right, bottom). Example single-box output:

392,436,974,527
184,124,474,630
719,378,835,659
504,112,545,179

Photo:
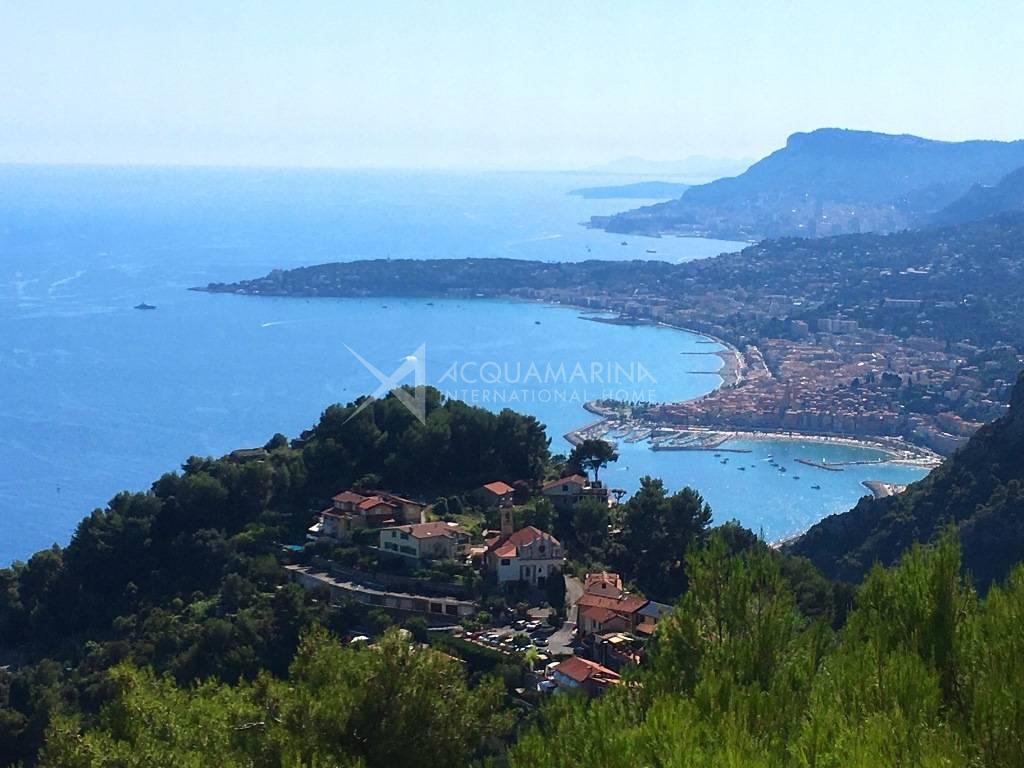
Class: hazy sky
2,1,1023,169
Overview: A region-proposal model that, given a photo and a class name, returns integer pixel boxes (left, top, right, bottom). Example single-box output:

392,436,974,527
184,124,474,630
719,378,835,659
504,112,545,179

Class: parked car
533,637,549,647
512,620,528,631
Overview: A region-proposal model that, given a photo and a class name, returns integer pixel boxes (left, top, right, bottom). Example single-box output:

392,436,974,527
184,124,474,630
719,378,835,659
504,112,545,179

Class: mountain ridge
592,128,1024,240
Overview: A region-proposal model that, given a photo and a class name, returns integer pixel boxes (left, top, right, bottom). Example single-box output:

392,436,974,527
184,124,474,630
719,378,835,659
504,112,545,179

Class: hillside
592,128,1024,240
931,165,1024,227
788,370,1024,587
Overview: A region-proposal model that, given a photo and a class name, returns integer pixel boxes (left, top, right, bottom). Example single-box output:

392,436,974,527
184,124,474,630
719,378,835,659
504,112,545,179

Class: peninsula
196,211,1024,458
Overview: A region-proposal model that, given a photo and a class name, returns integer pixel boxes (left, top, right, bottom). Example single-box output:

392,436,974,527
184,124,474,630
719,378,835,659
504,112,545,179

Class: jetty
794,458,844,472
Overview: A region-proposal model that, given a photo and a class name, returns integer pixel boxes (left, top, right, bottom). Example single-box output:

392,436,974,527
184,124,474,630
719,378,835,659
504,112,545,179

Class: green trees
615,477,713,600
509,531,1024,768
39,628,510,768
567,439,618,482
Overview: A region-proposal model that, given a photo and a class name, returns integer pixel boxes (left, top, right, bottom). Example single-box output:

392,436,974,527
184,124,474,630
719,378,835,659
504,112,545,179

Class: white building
485,508,563,587
379,521,470,562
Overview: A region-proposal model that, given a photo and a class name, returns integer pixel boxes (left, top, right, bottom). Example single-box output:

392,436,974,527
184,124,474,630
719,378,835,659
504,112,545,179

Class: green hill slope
787,370,1024,586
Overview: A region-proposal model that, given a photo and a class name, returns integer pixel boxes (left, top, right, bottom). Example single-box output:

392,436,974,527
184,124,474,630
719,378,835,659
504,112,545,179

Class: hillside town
286,475,669,698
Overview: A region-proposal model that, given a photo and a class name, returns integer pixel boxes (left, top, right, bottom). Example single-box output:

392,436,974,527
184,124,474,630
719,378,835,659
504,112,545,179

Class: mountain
931,165,1024,227
787,370,1024,588
568,180,690,199
592,129,1024,240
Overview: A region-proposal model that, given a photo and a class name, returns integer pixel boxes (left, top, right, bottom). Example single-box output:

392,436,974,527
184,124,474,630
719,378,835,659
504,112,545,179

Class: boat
793,476,800,480
534,320,541,325
778,466,786,472
738,467,746,471
134,302,156,310
811,485,821,490
714,453,721,457
620,241,628,246
646,249,657,254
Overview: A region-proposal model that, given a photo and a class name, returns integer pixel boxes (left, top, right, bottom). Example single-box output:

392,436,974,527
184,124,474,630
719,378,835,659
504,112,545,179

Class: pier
794,458,844,472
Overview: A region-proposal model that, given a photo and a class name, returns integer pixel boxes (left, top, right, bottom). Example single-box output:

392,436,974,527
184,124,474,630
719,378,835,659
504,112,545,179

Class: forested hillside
28,533,1024,768
789,370,1024,586
0,390,548,765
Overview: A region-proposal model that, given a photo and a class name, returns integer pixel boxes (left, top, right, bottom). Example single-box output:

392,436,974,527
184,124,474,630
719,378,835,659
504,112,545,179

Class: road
546,574,583,655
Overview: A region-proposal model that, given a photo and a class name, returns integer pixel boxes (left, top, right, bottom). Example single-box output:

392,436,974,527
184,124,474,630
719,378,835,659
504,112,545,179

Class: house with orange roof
576,592,649,636
484,507,564,587
583,571,625,599
309,489,426,541
549,656,620,696
474,480,516,508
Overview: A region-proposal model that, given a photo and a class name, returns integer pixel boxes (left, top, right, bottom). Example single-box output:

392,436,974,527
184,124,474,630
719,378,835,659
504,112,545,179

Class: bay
0,166,925,564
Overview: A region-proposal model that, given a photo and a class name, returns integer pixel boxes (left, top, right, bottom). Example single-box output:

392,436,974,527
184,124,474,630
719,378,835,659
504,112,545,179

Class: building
575,593,648,636
379,521,470,562
549,656,620,696
309,489,425,541
475,480,515,508
583,571,624,599
485,508,563,587
635,601,673,636
541,474,610,511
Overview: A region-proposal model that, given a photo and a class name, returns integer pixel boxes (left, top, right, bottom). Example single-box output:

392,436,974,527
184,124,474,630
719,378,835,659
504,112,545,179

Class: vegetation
510,532,1024,768
4,386,1024,766
16,531,1024,767
0,389,548,765
789,370,1024,588
39,629,509,768
566,438,618,483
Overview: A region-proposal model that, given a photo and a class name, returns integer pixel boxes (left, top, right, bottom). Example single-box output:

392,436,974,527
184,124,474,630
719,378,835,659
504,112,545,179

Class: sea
0,165,928,565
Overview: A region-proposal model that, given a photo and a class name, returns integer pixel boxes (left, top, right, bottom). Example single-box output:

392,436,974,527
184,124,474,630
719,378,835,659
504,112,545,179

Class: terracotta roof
332,490,368,504
553,657,620,686
488,526,561,558
358,496,398,511
576,593,648,615
481,481,515,495
584,571,624,594
579,605,620,625
505,525,560,547
388,521,467,540
542,474,588,491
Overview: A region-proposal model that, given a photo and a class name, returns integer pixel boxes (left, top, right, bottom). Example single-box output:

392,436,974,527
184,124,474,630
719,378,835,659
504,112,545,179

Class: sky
2,0,1023,170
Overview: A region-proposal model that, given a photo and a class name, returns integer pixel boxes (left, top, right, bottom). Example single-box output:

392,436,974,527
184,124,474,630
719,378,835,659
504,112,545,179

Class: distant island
568,180,690,199
590,128,1024,240
196,211,1024,457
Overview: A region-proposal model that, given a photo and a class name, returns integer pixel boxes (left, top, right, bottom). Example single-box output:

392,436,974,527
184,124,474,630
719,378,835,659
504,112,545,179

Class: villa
541,474,610,511
485,508,563,587
379,521,470,563
309,489,426,541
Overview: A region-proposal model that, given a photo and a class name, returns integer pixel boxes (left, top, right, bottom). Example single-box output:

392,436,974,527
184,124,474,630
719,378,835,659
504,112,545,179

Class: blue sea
0,165,927,564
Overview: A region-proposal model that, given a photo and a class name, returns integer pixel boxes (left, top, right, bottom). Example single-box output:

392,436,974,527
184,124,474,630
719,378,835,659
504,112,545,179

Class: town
202,213,1024,458
286,475,670,698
